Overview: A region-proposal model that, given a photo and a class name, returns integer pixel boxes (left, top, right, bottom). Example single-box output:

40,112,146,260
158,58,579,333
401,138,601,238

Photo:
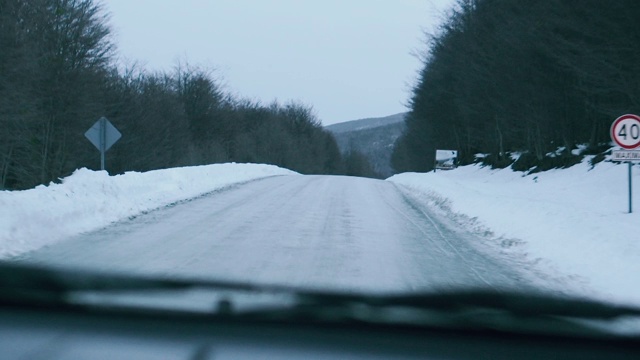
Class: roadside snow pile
388,159,640,305
0,163,297,258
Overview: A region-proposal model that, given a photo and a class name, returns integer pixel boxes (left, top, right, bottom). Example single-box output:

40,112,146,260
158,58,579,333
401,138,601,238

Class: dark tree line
392,0,640,173
1,0,370,190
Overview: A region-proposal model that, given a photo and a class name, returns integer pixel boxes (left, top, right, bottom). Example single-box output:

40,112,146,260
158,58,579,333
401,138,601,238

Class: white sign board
435,150,458,161
434,149,458,170
612,150,640,162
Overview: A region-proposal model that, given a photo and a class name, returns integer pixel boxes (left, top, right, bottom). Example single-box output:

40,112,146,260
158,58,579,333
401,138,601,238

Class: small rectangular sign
435,150,458,161
612,150,640,162
434,149,458,170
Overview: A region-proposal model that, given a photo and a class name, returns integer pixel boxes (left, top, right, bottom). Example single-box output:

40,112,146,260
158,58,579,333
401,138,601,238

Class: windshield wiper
0,261,293,311
295,290,640,320
1,262,639,339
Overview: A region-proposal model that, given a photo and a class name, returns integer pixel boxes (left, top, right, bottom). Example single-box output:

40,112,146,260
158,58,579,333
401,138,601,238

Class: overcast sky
102,0,455,125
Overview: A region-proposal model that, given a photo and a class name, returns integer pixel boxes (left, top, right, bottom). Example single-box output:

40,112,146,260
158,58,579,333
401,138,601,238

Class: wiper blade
2,262,640,338
270,291,640,339
3,261,640,319
0,262,312,316
0,262,290,305
300,290,640,321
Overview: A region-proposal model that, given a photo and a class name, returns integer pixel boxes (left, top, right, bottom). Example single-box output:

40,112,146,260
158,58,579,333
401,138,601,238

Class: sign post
610,114,640,213
630,162,633,214
84,117,121,171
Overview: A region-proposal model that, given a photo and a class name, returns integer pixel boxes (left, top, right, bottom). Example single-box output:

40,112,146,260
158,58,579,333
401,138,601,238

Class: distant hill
326,113,406,178
326,113,406,134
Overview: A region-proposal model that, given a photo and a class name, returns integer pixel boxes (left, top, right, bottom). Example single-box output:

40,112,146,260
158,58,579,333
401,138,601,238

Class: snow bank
388,160,640,305
0,164,297,258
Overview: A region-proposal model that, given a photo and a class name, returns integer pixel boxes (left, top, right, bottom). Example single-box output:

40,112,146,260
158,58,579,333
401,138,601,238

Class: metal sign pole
100,117,106,171
629,162,633,214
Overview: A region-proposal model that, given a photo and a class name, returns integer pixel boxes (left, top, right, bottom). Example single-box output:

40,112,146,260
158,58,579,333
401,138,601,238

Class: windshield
1,0,640,338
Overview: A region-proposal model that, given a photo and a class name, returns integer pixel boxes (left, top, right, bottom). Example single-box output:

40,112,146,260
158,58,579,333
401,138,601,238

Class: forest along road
17,175,533,293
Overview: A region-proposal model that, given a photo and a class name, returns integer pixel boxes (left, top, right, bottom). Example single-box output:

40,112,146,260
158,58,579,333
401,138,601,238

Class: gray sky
102,0,455,125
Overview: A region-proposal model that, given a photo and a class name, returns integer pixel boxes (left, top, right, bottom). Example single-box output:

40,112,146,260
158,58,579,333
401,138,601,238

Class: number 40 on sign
611,114,640,150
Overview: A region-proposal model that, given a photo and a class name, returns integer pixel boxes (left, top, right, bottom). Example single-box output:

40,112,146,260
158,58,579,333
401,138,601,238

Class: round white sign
611,114,640,149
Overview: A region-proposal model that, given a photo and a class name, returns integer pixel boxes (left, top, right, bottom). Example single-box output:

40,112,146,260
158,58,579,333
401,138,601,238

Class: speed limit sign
611,114,640,149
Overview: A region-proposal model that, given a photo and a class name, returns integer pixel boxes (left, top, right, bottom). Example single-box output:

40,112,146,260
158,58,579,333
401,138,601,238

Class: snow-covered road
16,175,535,293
